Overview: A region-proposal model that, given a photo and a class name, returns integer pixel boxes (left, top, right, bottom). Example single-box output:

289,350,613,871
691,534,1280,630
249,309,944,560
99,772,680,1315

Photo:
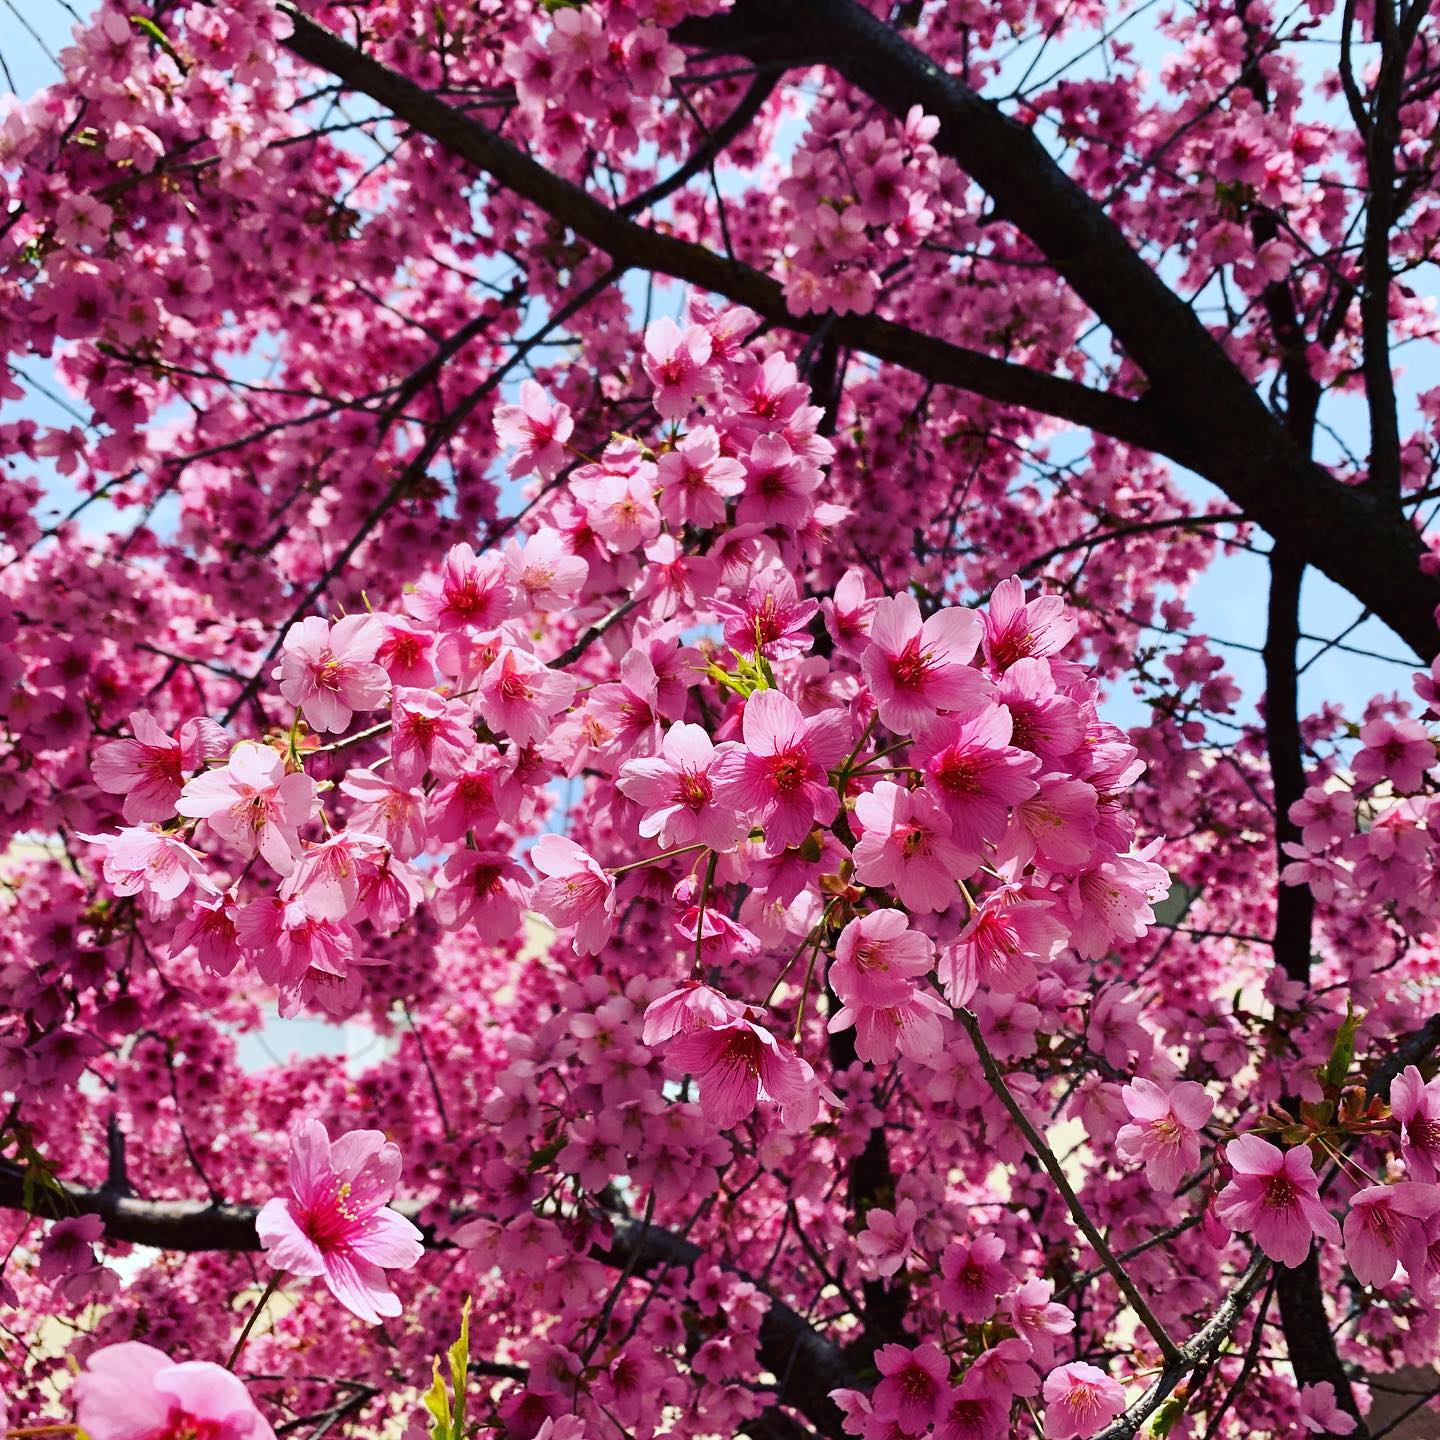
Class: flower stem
691,850,718,979
608,841,707,876
226,1271,283,1371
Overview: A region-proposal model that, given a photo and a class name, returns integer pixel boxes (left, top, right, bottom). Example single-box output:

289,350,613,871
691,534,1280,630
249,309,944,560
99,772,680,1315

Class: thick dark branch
0,1162,852,1439
672,0,1440,656
273,8,1202,469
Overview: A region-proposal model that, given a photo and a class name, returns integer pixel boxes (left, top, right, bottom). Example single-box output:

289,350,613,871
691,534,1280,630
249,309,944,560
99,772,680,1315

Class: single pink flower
1343,1181,1440,1287
617,722,749,850
529,835,616,955
939,890,1066,1003
855,1198,918,1278
1215,1134,1340,1266
655,424,744,527
275,614,390,734
75,1343,275,1440
1115,1078,1213,1193
405,543,515,632
642,316,712,420
710,690,850,855
175,741,318,876
1041,1362,1125,1439
712,565,819,662
431,849,530,936
494,379,574,479
78,826,211,911
664,1016,826,1132
91,710,229,823
1298,1382,1357,1436
641,981,746,1046
983,577,1077,672
172,892,243,976
339,768,428,860
872,1342,951,1434
1391,1064,1440,1181
1352,716,1435,794
861,593,988,735
913,705,1040,853
935,1378,1009,1440
372,614,437,687
390,687,476,784
736,434,821,529
851,780,969,912
820,567,878,656
256,1118,424,1325
938,1233,1015,1323
477,647,578,746
830,985,950,1064
1006,1277,1075,1368
829,908,934,1007
1002,776,1100,871
588,468,663,551
504,528,589,613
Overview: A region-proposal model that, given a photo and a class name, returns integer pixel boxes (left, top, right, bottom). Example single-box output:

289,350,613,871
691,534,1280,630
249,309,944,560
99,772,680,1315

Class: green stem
226,1271,283,1371
691,850,718,979
608,841,708,876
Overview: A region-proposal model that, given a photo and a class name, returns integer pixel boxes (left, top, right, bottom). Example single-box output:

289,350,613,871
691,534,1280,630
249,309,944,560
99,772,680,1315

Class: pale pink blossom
983,577,1077,672
829,909,934,1006
710,690,850,855
339,768,428,860
504,528,589,612
78,826,211,911
75,1343,275,1440
1216,1134,1340,1266
529,835,615,955
939,890,1066,1003
1115,1078,1212,1192
275,614,389,732
257,1118,424,1325
820,567,878,655
642,316,712,420
856,1198,918,1277
641,981,746,1046
862,593,988,734
175,741,318,876
617,723,749,850
494,379,574,479
1041,1362,1125,1439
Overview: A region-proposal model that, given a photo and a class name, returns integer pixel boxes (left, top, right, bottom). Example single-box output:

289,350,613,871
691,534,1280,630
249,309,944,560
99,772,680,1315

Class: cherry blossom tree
0,1,1438,1438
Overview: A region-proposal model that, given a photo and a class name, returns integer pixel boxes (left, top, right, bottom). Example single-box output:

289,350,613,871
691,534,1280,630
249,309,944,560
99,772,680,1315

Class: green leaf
421,1358,451,1440
1324,1002,1363,1089
421,1296,472,1440
128,16,187,69
1144,1395,1185,1437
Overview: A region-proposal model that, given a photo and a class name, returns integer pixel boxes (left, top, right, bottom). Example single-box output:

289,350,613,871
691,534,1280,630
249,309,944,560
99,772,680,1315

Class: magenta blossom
1042,1362,1126,1439
872,1342,951,1434
852,779,971,912
912,705,1040,853
713,565,819,662
477,646,578,747
1215,1134,1340,1266
390,687,477,784
1115,1077,1213,1192
617,722,750,850
1342,1181,1440,1287
257,1118,424,1325
982,576,1078,672
1391,1064,1440,1181
861,593,988,735
939,890,1066,1003
664,1015,828,1133
641,981,747,1046
829,909,934,1007
1298,1382,1357,1435
91,710,230,823
75,1343,275,1440
938,1232,1015,1323
710,690,849,855
275,614,389,733
405,542,515,632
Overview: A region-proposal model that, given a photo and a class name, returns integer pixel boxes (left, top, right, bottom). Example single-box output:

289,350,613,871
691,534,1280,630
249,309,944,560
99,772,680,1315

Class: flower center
767,749,809,794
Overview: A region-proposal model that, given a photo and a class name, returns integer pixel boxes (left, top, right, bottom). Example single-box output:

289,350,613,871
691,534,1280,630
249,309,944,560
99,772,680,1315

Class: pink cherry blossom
831,985,950,1064
664,1016,826,1132
873,1342,951,1434
1343,1181,1440,1287
275,614,390,733
256,1118,424,1325
939,890,1067,1003
1351,716,1435,793
504,529,589,613
390,687,476,784
712,565,819,662
477,647,578,746
829,909,934,1007
852,780,970,912
861,593,988,734
938,1233,1015,1323
856,1198,918,1278
1298,1382,1357,1435
1116,1077,1213,1192
1391,1064,1440,1181
78,826,211,912
91,710,229,823
617,723,749,850
431,849,531,936
529,835,616,955
710,690,849,855
405,543,515,632
641,981,747,1046
75,1343,275,1440
339,768,428,860
494,379,574,479
1215,1134,1341,1266
175,741,318,876
912,705,1041,853
655,425,745,527
1041,1362,1126,1439
983,577,1078,673
642,317,712,420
